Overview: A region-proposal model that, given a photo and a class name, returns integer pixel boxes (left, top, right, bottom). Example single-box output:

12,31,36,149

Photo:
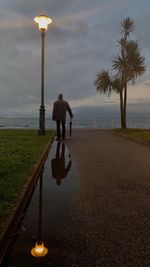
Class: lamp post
34,15,52,135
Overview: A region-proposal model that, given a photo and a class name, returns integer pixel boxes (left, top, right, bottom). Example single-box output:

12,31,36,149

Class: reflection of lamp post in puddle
31,170,48,257
34,15,52,135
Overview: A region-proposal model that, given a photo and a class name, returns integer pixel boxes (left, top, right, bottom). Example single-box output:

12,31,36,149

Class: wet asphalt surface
2,129,150,266
65,129,150,267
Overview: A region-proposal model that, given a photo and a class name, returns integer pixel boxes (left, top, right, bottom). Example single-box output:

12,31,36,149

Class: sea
0,104,150,129
0,113,150,129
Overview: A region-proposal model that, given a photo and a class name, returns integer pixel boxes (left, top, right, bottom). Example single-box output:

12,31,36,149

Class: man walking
52,93,73,140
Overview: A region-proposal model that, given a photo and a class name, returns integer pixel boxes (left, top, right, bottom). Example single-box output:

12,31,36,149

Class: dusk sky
0,0,150,117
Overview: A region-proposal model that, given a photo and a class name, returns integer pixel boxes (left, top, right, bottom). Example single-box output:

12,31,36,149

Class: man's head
58,93,63,100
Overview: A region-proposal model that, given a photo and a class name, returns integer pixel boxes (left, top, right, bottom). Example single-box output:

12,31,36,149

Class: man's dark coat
52,99,73,121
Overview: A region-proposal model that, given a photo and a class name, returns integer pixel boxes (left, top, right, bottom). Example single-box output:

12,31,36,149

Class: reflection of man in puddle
51,142,72,185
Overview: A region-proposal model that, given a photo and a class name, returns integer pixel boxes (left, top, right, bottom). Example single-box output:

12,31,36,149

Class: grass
0,129,54,225
113,128,150,143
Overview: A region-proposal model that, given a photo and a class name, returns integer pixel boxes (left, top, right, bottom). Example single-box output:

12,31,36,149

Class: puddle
2,141,78,266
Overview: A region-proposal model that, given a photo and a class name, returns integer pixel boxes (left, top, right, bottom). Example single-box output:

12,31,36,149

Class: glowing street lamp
34,15,52,135
34,15,52,31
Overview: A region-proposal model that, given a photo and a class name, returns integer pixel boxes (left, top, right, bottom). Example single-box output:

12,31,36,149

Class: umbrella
69,120,72,137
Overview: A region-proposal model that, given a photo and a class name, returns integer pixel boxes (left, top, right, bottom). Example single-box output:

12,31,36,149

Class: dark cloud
0,0,150,117
3,0,77,16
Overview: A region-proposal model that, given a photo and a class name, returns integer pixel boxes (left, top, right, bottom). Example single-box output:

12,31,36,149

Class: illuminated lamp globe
34,15,52,31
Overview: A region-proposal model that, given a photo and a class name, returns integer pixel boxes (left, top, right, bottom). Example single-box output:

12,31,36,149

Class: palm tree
113,18,145,128
94,71,125,128
94,17,145,129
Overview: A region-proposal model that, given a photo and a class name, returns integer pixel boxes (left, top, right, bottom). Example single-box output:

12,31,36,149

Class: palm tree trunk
119,91,124,129
123,84,127,128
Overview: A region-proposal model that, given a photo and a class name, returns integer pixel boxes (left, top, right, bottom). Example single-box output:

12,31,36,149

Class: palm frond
112,76,124,93
113,39,145,83
94,70,112,95
121,17,134,37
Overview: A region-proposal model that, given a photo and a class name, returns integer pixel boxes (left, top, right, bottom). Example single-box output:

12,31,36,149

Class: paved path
65,129,150,266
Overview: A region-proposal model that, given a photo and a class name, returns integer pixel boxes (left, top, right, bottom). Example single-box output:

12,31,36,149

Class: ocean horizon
0,104,150,129
0,113,150,129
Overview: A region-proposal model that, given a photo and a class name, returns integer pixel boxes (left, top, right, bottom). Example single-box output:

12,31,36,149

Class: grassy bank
0,129,54,225
113,128,150,143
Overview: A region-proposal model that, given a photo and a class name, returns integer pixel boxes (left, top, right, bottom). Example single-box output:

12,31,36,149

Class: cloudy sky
0,0,150,117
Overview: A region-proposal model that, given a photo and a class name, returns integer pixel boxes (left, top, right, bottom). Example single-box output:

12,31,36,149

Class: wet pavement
2,141,77,266
2,129,150,266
